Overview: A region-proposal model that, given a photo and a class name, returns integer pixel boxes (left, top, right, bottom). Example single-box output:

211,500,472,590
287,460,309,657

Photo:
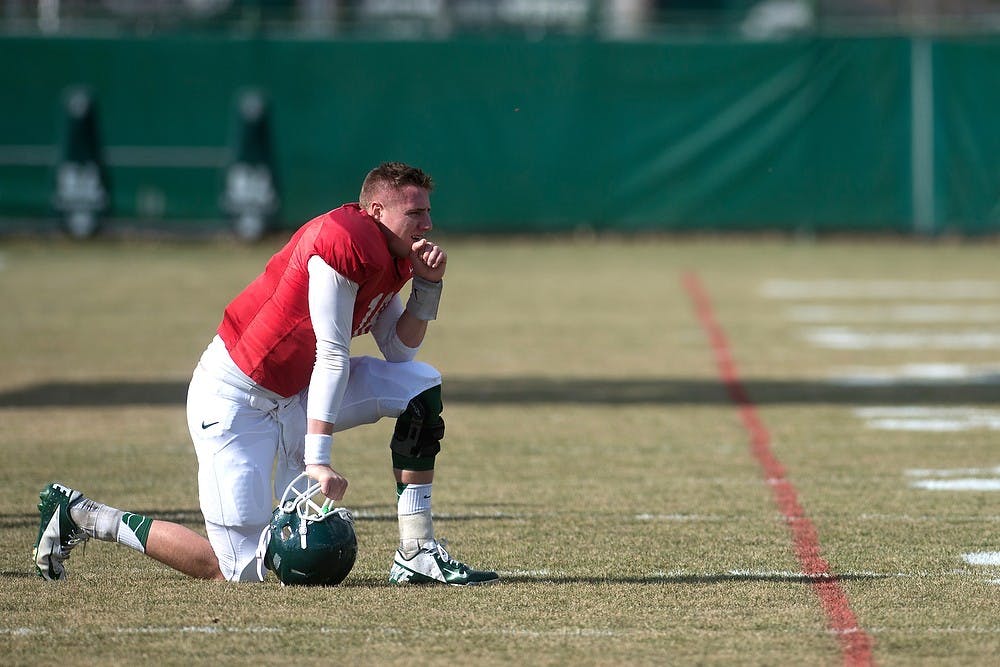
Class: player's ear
369,201,382,220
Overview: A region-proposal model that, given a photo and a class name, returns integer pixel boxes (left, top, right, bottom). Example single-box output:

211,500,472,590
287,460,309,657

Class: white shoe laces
427,539,467,571
57,527,88,560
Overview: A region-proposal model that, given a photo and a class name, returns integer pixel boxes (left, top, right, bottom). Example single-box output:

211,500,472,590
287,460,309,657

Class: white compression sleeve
306,255,357,424
370,294,420,363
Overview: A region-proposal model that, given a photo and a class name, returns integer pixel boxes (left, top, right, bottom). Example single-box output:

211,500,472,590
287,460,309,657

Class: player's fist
306,463,349,501
410,239,447,282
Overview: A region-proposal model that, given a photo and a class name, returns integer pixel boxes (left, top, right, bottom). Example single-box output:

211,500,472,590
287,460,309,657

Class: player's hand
305,463,349,501
410,239,447,283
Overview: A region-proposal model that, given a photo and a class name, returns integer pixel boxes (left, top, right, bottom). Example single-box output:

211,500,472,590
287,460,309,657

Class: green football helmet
258,473,357,586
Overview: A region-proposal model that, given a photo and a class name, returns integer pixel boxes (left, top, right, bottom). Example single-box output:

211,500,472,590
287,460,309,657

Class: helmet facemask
257,473,358,586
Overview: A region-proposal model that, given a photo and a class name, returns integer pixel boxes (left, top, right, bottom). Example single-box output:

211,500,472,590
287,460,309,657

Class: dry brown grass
2,237,999,665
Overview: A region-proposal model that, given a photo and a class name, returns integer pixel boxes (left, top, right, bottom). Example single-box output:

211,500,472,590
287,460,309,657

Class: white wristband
406,276,442,321
304,433,332,466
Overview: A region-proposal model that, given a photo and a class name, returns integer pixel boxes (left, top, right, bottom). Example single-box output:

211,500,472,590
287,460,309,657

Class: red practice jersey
218,203,412,397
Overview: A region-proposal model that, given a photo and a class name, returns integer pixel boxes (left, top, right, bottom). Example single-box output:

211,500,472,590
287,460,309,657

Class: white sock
69,496,151,554
69,497,123,542
397,483,433,558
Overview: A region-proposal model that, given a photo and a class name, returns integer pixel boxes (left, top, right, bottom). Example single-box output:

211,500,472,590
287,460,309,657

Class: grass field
2,236,999,665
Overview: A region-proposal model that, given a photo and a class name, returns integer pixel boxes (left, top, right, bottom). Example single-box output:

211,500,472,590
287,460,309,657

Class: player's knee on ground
390,385,444,471
205,521,268,582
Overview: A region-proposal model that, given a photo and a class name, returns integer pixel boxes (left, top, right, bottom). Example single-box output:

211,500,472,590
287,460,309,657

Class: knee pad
390,385,444,471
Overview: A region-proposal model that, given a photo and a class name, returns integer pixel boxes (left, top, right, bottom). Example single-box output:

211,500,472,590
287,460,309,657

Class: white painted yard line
905,466,1000,478
857,407,1000,418
723,569,831,578
634,513,727,521
8,623,1000,639
858,513,1000,523
0,624,647,641
351,509,746,522
2,628,39,636
867,626,1000,635
501,569,569,578
318,626,659,640
866,419,988,432
118,625,281,634
787,304,1000,323
963,552,1000,566
911,479,1000,491
0,626,282,636
487,510,1000,525
484,628,620,638
854,406,1000,431
351,510,526,520
761,279,1000,300
828,363,1000,386
877,420,1000,432
805,327,1000,350
647,568,967,579
4,564,993,641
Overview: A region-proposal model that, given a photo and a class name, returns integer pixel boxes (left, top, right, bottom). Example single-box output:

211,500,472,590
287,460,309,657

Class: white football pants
186,355,441,581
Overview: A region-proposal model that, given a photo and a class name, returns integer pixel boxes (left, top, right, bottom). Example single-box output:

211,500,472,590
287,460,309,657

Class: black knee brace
390,385,444,471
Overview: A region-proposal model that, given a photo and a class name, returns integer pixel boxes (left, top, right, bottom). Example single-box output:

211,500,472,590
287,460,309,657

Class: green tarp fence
1,34,998,234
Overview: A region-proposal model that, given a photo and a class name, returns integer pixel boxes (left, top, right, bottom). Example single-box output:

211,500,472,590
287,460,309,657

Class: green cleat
33,483,89,581
388,539,498,586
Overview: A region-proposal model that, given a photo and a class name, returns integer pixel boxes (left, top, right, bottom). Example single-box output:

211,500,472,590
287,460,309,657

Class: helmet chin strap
255,525,271,582
298,517,309,549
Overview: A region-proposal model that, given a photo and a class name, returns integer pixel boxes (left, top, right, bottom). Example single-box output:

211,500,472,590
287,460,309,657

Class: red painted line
682,272,874,667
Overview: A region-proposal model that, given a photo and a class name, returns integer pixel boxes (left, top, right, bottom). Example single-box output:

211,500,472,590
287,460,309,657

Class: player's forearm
395,275,441,347
395,309,429,348
307,419,334,435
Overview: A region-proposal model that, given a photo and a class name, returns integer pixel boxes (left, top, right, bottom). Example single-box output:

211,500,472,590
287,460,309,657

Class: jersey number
354,292,394,336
